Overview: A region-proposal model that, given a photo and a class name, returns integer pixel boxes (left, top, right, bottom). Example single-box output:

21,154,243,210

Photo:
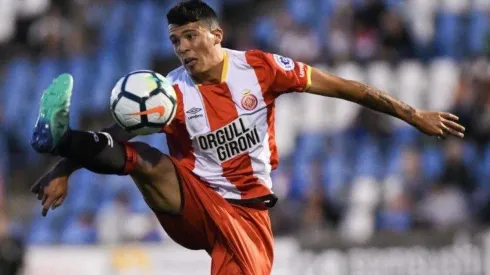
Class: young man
30,0,465,274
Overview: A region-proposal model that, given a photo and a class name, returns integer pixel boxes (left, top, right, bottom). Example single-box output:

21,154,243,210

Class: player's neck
191,49,226,85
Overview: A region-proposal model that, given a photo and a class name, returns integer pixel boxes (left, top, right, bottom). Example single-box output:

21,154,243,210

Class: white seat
407,0,437,44
298,92,331,133
440,0,470,13
395,61,427,125
275,93,300,158
331,62,364,131
16,0,50,18
348,176,380,208
0,0,15,43
407,0,438,17
473,0,490,10
366,61,394,93
396,61,427,105
339,208,375,243
382,175,404,204
427,58,459,111
300,64,338,132
339,176,379,242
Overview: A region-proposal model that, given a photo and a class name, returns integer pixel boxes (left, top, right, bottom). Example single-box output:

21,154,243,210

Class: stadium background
0,0,489,274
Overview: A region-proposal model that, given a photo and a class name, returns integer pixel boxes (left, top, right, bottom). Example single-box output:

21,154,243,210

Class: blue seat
162,0,222,15
289,160,312,200
135,0,156,27
385,145,402,176
126,0,157,71
350,0,366,9
28,202,71,244
467,10,489,55
289,132,326,200
286,0,316,26
383,0,403,9
421,145,444,181
66,56,92,128
92,50,120,112
2,57,33,131
203,0,222,15
392,126,418,147
66,170,103,214
355,138,382,178
435,12,463,59
462,142,478,167
377,210,411,232
253,16,277,49
99,175,134,203
154,2,180,58
67,56,89,102
36,57,60,92
478,144,490,186
317,0,336,17
60,214,97,244
127,38,152,71
100,2,127,50
322,152,346,205
0,134,9,174
28,223,57,244
294,133,325,163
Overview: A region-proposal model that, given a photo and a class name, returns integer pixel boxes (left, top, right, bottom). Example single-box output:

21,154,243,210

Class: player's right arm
31,123,137,215
306,67,465,138
248,50,464,139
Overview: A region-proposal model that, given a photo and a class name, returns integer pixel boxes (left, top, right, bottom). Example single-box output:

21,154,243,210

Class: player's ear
210,28,223,45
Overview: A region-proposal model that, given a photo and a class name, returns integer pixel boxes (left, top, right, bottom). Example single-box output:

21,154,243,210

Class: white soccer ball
110,70,177,135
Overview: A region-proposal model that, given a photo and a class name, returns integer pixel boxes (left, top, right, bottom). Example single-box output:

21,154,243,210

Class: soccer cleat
30,73,73,154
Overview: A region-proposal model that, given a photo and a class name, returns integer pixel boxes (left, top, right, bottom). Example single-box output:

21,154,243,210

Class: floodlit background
0,0,489,274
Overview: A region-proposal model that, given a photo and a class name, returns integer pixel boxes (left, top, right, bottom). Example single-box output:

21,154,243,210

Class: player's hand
411,110,465,139
30,166,70,217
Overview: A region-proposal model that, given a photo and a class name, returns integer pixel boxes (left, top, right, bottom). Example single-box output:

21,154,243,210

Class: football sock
57,130,135,175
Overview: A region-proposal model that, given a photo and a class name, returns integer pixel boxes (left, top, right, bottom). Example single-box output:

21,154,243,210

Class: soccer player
29,1,465,274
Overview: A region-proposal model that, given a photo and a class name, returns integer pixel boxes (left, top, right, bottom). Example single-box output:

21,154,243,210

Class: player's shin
56,130,136,175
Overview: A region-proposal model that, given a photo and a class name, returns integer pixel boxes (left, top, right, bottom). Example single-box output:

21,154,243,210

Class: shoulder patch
273,54,295,71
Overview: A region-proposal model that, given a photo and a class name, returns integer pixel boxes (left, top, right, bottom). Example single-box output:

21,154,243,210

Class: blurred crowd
0,0,489,247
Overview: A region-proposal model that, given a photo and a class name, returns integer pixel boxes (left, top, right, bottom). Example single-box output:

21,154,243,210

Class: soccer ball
110,70,177,135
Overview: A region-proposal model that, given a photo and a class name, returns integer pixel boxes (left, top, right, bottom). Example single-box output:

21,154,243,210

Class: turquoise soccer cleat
30,73,73,154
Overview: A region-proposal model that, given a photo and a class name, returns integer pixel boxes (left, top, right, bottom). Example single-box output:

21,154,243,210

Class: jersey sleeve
245,50,312,98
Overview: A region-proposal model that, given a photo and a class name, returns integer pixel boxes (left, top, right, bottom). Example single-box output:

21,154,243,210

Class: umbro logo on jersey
186,107,203,120
186,107,202,114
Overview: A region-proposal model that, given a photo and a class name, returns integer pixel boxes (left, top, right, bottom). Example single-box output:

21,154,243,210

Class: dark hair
167,0,218,29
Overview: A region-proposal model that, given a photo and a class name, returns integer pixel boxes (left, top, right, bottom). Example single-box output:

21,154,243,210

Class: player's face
169,22,221,75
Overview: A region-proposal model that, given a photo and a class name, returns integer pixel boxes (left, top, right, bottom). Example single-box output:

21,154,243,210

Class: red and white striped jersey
163,48,312,205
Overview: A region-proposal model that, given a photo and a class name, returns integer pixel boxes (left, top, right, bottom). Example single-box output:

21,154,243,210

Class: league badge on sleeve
273,54,295,71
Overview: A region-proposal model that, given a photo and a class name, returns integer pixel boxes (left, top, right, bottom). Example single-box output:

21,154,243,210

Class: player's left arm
305,67,465,138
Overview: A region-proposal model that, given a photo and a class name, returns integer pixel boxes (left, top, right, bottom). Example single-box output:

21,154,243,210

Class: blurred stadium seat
395,61,426,123
427,58,459,111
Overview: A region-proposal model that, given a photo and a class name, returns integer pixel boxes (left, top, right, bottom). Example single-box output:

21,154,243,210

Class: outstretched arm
306,67,465,138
